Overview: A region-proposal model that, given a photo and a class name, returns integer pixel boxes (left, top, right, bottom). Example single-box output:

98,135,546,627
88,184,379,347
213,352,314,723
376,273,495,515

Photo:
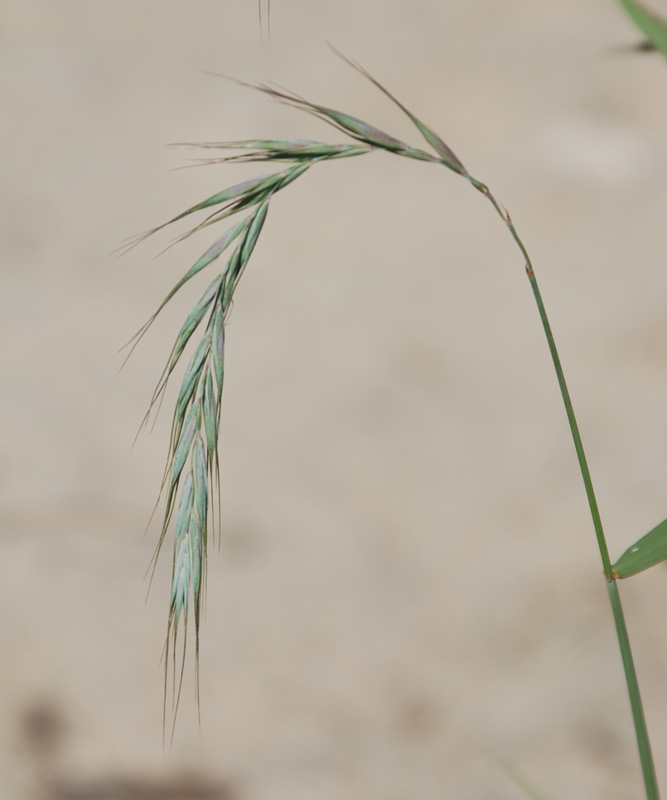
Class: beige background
2,2,667,798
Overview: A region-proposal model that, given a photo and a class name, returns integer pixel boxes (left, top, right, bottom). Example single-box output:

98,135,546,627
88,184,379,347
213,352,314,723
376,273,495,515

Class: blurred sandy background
2,1,667,798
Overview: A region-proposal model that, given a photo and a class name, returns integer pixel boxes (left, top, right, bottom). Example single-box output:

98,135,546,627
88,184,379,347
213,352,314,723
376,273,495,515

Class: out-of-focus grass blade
619,0,667,58
504,764,553,800
258,0,271,45
613,517,667,578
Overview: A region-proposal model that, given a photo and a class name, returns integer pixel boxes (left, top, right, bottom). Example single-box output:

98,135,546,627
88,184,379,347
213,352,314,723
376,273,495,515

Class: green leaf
613,516,667,578
619,0,667,58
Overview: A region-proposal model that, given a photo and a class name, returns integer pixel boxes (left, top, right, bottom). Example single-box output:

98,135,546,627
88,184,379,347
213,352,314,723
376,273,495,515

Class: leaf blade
613,516,667,578
618,0,667,58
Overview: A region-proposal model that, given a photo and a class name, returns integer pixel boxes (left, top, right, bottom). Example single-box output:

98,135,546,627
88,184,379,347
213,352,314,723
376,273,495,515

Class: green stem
523,264,612,575
465,175,659,799
608,579,660,799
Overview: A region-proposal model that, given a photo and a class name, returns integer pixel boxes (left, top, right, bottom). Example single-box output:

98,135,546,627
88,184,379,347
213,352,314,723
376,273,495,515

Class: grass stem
607,578,660,799
468,175,659,800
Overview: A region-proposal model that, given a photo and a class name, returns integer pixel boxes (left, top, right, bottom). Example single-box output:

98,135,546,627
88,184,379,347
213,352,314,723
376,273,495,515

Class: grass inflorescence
128,52,474,731
132,45,662,796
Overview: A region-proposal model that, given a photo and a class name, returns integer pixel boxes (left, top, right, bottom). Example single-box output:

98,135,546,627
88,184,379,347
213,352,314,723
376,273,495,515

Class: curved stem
465,174,659,799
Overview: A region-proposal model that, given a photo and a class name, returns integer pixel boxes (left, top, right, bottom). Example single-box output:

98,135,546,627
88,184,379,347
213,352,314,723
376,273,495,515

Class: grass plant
129,10,667,792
